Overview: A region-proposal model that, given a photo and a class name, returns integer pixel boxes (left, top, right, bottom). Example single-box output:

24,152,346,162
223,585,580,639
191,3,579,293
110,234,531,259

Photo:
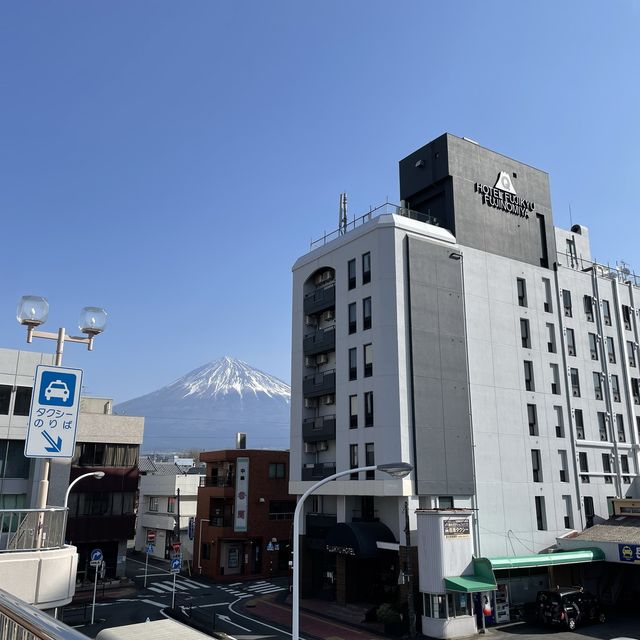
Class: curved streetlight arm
64,472,104,509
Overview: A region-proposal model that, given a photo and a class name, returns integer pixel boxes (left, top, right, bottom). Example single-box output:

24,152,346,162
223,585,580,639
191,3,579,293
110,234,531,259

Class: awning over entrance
325,521,396,558
444,557,497,593
486,548,605,570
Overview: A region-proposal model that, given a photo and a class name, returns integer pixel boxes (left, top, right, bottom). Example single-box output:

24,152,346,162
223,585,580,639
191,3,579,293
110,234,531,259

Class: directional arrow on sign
215,615,251,632
42,431,62,453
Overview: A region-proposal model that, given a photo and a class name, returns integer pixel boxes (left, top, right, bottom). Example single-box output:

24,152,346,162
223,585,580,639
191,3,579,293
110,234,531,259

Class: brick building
194,448,293,581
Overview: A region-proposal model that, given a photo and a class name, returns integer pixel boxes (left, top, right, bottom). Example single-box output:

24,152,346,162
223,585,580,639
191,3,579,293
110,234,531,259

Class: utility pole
404,500,417,639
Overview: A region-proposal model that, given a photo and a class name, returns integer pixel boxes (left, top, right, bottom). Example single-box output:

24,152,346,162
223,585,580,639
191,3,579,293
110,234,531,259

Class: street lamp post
63,471,105,546
16,296,107,519
291,462,412,640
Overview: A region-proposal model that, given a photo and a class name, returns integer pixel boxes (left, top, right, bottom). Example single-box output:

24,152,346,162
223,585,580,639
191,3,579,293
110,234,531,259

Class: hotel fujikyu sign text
475,171,535,219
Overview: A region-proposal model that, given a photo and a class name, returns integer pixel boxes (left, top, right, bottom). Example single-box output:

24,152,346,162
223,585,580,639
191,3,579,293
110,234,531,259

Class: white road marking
147,586,165,594
198,602,231,608
179,578,204,588
141,599,166,608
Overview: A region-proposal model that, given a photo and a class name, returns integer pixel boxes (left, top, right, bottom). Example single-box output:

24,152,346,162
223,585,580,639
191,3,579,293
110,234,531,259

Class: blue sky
1,1,639,403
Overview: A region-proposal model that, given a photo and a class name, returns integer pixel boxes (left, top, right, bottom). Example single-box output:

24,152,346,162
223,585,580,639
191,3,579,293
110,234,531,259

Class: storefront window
446,592,472,617
430,594,447,619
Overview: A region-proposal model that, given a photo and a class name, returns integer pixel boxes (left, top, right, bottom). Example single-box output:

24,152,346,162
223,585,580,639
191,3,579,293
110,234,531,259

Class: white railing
0,508,67,552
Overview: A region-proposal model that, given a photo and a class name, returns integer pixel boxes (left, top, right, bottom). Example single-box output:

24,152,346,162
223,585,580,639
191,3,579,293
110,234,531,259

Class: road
62,552,295,639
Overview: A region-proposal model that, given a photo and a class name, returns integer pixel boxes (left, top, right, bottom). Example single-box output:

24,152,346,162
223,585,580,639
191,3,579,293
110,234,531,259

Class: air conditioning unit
305,398,318,409
305,315,316,326
322,310,334,322
317,353,328,365
316,441,329,452
324,394,335,405
320,271,332,283
304,442,317,453
305,356,316,367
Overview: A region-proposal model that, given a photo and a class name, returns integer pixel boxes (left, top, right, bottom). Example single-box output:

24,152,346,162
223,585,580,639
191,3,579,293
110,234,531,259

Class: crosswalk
146,577,206,594
217,580,286,597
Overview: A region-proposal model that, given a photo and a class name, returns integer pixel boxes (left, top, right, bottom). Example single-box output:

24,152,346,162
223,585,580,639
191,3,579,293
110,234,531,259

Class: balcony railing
302,462,337,481
557,251,640,287
303,370,336,398
209,517,233,528
0,508,66,553
199,476,235,488
302,415,336,442
304,283,335,315
303,327,335,356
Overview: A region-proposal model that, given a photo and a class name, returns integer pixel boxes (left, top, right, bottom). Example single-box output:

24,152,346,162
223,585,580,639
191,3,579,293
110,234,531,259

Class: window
584,496,595,527
550,363,560,395
628,341,637,367
73,443,139,467
269,500,296,520
566,328,576,356
0,385,11,415
611,374,620,402
13,387,32,416
0,440,30,479
563,495,573,529
617,414,626,442
543,277,552,312
424,594,447,619
520,319,531,348
348,302,356,334
517,278,527,307
363,343,373,377
593,372,603,400
637,416,640,442
570,368,580,397
364,391,374,427
575,409,585,439
348,259,356,290
268,463,286,479
349,347,357,380
362,297,372,330
606,336,616,364
588,333,599,360
566,238,577,265
631,378,640,405
438,496,454,509
362,252,371,284
446,592,472,618
547,323,556,353
598,412,608,441
167,497,176,513
365,443,375,479
558,450,568,482
583,295,594,322
527,404,538,436
149,497,159,512
201,543,211,561
602,453,613,484
563,290,572,317
579,452,589,483
554,406,565,438
535,496,547,530
349,444,358,480
209,498,233,527
531,449,543,482
603,300,612,326
349,395,358,429
621,455,631,483
622,305,632,331
524,361,534,391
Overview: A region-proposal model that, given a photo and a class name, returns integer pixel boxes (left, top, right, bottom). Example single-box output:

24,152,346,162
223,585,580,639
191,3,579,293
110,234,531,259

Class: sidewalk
240,591,390,640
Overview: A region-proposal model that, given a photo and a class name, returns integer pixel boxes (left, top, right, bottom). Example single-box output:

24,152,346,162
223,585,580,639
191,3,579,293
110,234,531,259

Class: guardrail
0,585,87,639
0,507,67,552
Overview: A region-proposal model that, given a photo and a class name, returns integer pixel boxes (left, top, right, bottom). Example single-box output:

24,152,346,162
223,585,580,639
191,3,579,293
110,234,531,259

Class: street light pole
63,471,105,548
291,462,412,640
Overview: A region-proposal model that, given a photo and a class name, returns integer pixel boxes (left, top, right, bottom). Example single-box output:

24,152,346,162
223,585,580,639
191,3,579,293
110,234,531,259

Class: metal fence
0,508,67,553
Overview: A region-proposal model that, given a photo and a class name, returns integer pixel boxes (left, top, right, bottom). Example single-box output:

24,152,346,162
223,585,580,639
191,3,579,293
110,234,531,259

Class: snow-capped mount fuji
114,357,291,453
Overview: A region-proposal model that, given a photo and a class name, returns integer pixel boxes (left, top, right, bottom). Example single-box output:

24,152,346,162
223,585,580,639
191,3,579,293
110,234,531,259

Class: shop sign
325,544,356,556
234,457,249,532
618,543,640,563
475,172,535,219
443,518,470,538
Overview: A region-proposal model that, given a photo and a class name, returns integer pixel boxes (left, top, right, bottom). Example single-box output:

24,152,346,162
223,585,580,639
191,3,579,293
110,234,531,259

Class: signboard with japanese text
443,518,471,538
618,543,640,563
24,365,83,458
234,457,249,532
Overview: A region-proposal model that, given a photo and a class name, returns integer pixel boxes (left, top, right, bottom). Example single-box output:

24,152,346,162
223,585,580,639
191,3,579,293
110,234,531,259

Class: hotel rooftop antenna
339,192,348,235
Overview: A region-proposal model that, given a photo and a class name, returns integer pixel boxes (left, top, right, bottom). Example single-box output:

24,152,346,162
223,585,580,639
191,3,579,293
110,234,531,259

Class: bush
376,602,401,624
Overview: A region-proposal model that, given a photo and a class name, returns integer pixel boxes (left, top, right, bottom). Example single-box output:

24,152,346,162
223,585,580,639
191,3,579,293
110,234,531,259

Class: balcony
304,284,335,315
302,462,336,481
199,475,235,488
303,370,336,398
303,327,335,356
303,415,336,442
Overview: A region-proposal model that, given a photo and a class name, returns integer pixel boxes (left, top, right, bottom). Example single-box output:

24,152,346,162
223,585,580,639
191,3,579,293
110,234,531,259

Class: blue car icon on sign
44,380,70,402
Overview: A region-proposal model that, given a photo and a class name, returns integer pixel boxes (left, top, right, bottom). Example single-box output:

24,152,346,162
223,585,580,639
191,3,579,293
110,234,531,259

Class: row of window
349,345,373,380
0,385,33,417
148,495,177,513
0,440,30,479
534,494,575,531
517,276,636,333
67,491,136,518
347,252,371,290
349,392,374,428
348,298,372,334
519,318,637,366
349,442,375,479
72,443,139,467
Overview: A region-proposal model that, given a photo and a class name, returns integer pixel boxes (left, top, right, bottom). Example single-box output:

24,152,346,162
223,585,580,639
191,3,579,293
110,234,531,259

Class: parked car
536,588,605,630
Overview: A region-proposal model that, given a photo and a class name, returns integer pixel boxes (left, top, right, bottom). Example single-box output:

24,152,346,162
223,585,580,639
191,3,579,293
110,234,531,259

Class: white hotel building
289,134,640,604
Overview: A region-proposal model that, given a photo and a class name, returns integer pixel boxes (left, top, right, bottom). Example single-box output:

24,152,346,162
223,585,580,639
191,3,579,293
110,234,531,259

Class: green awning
487,548,605,571
444,575,496,593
